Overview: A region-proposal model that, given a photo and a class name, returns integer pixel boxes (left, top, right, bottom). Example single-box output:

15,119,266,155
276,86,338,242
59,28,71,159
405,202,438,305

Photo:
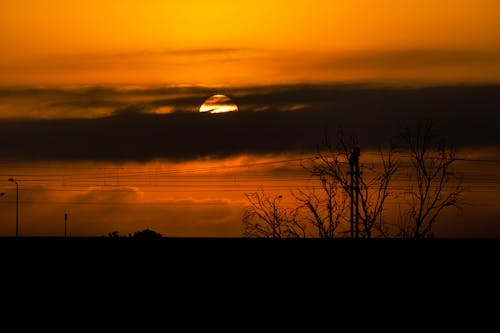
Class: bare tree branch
293,177,348,238
400,123,465,238
242,190,306,238
303,130,398,238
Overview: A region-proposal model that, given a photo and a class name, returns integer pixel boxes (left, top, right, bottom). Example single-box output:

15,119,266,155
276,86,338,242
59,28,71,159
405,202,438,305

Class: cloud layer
3,47,500,85
0,84,499,162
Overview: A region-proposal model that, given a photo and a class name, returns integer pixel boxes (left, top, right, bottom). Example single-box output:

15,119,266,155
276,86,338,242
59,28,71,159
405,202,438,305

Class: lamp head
9,178,14,182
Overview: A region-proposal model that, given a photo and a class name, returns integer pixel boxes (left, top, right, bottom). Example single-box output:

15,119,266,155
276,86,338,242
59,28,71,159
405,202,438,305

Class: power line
0,155,499,184
456,158,500,163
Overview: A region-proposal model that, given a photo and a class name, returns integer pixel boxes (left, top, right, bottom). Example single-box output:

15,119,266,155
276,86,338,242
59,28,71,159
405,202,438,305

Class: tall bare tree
242,190,305,238
399,123,464,238
293,177,348,238
305,130,398,238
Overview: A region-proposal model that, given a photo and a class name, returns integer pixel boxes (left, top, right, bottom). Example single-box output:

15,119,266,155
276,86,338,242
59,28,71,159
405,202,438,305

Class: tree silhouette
304,130,398,238
293,176,348,238
107,230,120,238
243,130,397,238
399,123,464,238
242,190,305,238
242,125,466,239
132,228,163,239
104,229,163,238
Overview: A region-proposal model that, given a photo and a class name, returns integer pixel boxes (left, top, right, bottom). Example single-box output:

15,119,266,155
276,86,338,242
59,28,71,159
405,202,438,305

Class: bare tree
400,123,464,238
242,190,306,238
305,130,398,238
293,177,348,238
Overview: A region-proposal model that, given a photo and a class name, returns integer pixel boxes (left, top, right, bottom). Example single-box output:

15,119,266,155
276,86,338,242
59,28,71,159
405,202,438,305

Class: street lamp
9,178,18,238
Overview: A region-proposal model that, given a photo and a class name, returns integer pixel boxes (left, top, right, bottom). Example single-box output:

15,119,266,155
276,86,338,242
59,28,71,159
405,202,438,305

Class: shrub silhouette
132,228,162,239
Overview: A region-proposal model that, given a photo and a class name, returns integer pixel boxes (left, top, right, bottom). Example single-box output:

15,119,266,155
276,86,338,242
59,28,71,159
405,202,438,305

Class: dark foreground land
1,236,497,263
1,237,498,293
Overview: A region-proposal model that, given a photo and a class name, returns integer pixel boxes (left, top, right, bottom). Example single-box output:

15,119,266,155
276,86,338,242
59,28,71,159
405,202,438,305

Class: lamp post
9,178,18,238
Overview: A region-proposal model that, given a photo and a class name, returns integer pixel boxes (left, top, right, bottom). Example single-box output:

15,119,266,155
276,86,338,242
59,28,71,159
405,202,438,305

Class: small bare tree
242,190,305,238
293,177,348,238
400,123,464,238
305,130,398,238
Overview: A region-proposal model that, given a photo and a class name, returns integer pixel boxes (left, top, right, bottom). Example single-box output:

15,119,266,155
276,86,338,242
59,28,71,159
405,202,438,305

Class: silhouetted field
1,236,497,280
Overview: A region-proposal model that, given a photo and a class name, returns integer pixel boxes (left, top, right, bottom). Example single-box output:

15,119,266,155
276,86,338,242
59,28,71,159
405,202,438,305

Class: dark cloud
0,85,216,118
0,84,499,162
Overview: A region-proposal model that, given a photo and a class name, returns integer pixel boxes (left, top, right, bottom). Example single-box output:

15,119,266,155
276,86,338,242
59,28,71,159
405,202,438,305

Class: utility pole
349,156,354,238
354,147,360,239
64,213,68,237
349,147,360,239
9,178,19,238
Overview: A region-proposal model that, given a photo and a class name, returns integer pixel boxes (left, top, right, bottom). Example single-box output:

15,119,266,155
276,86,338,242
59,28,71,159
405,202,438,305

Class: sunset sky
1,0,500,85
1,1,499,237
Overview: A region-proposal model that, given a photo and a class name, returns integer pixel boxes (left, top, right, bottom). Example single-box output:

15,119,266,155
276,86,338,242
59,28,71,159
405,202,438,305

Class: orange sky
1,153,499,237
1,1,500,238
0,155,312,236
1,0,500,85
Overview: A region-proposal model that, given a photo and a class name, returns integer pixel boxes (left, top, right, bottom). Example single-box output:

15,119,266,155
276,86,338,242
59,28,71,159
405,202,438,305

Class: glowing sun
199,94,238,114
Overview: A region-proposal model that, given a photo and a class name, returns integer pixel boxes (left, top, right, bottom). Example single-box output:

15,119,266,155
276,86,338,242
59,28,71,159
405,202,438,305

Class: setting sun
199,95,239,114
